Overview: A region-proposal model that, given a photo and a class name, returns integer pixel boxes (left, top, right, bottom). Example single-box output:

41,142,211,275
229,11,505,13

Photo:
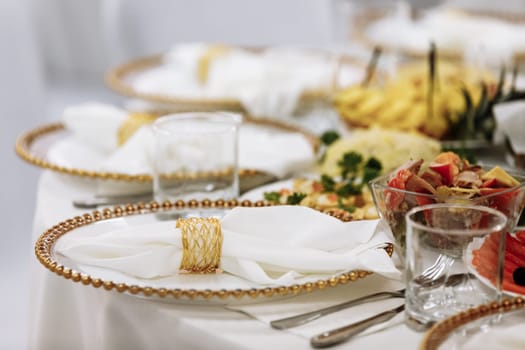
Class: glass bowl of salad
370,152,525,258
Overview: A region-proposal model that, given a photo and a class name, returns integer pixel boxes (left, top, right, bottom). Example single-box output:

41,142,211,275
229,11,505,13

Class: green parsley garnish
336,182,362,197
287,192,306,205
263,191,281,203
320,130,340,146
321,174,336,192
362,157,382,183
325,153,383,197
338,152,363,178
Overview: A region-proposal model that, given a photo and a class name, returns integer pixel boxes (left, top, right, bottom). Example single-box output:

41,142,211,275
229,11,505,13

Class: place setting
15,5,525,348
29,109,525,347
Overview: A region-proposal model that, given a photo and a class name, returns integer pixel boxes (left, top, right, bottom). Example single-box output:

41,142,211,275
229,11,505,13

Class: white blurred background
2,0,524,349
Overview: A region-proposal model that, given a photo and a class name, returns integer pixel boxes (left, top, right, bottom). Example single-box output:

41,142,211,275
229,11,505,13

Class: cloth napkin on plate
62,103,127,153
55,206,400,285
131,43,362,118
59,103,315,178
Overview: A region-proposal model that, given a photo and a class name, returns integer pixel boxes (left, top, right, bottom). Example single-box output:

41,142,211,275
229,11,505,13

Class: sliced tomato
516,230,525,243
481,178,498,188
428,152,461,185
385,169,412,210
311,181,323,193
428,162,459,185
479,187,520,217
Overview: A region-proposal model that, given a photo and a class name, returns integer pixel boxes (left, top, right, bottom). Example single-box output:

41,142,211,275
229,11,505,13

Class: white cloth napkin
493,101,525,154
62,103,127,153
55,206,400,285
131,43,362,118
365,4,525,66
58,103,316,178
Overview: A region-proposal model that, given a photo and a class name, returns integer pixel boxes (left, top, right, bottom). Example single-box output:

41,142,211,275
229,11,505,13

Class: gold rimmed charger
35,199,393,303
15,116,319,183
420,297,525,350
105,47,365,113
353,8,525,62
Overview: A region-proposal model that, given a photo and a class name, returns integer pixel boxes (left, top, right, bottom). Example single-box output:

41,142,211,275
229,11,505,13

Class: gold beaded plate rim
419,296,525,350
35,199,393,303
353,8,525,61
105,48,365,112
15,117,320,183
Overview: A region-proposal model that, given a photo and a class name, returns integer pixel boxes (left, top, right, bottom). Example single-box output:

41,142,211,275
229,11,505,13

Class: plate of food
241,128,444,220
106,43,368,117
35,199,397,305
333,53,497,141
15,105,320,195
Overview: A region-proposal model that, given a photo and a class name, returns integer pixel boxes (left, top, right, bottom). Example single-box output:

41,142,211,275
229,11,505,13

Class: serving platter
35,199,393,305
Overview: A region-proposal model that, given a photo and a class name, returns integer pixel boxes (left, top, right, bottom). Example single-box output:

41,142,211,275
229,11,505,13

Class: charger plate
420,297,525,350
15,116,319,184
105,47,365,113
35,199,393,304
354,8,525,61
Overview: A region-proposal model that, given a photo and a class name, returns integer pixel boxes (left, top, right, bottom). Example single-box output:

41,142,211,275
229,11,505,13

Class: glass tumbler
152,112,242,202
404,203,508,330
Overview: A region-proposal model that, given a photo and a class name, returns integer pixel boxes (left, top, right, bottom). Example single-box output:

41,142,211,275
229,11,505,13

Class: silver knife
310,304,405,348
270,288,404,330
72,193,153,209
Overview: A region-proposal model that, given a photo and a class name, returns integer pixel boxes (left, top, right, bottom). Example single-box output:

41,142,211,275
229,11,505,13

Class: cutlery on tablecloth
72,172,281,209
271,272,473,331
270,288,405,330
310,304,405,348
306,272,473,348
72,193,153,209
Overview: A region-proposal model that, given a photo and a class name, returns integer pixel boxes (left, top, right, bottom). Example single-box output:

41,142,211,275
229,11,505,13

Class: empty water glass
404,203,508,330
152,112,242,202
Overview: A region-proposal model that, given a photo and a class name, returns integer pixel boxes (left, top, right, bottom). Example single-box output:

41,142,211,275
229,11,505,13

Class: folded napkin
493,101,525,154
366,4,525,65
57,103,315,178
62,103,127,153
131,43,363,118
55,206,399,285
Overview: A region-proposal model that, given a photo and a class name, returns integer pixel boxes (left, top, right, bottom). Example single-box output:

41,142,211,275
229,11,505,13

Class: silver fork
413,254,455,287
270,255,455,330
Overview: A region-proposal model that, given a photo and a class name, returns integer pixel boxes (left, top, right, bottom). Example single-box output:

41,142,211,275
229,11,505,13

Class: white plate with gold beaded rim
420,296,525,350
105,46,368,112
35,199,392,305
15,117,319,190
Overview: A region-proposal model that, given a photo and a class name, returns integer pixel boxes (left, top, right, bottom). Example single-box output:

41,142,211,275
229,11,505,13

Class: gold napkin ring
176,217,223,274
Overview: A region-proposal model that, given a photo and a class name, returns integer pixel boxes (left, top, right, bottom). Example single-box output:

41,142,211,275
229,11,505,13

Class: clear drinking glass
404,203,508,330
152,112,242,202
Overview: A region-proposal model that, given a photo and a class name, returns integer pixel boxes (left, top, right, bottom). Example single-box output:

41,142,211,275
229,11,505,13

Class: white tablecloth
28,171,422,350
